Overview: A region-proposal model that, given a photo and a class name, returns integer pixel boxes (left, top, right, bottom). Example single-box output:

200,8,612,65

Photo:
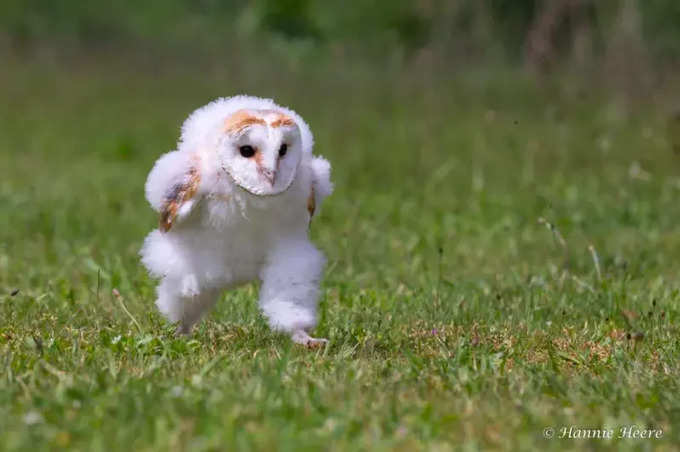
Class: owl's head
180,96,313,196
217,108,303,195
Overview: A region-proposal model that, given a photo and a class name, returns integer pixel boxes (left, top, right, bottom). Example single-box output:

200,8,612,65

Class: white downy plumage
140,96,332,346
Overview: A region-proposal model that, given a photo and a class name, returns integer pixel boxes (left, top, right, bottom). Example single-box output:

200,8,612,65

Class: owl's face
217,109,302,196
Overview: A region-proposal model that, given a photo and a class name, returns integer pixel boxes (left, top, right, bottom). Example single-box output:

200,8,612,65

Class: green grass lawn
1,54,679,451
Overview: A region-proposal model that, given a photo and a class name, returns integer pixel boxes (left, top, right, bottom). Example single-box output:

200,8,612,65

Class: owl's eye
279,143,288,157
239,145,255,158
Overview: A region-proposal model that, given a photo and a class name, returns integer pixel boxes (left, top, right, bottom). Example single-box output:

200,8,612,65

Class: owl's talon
291,330,328,348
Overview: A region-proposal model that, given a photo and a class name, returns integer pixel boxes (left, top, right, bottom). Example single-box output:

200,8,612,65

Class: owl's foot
291,330,328,348
175,323,193,337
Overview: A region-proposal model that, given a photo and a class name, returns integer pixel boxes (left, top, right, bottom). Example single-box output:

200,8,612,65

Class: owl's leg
155,277,184,324
258,239,328,347
155,278,219,336
175,288,220,336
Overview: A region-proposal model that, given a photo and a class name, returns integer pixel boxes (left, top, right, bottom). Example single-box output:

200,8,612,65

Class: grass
0,53,679,451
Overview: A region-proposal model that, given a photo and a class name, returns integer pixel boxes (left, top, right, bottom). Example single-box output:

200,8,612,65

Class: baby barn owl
140,96,332,346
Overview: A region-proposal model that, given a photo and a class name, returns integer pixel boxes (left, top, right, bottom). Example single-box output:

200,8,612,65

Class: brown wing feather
307,185,316,224
159,166,200,232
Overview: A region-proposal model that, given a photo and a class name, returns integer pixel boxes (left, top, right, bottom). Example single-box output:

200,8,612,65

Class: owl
140,96,333,346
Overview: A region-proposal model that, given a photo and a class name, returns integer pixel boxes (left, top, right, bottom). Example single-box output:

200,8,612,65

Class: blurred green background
1,0,679,79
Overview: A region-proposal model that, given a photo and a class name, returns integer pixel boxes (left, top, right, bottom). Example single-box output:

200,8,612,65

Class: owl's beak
258,167,276,186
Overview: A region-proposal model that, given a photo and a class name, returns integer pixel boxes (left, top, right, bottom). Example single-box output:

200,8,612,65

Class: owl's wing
145,151,202,232
307,156,333,221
